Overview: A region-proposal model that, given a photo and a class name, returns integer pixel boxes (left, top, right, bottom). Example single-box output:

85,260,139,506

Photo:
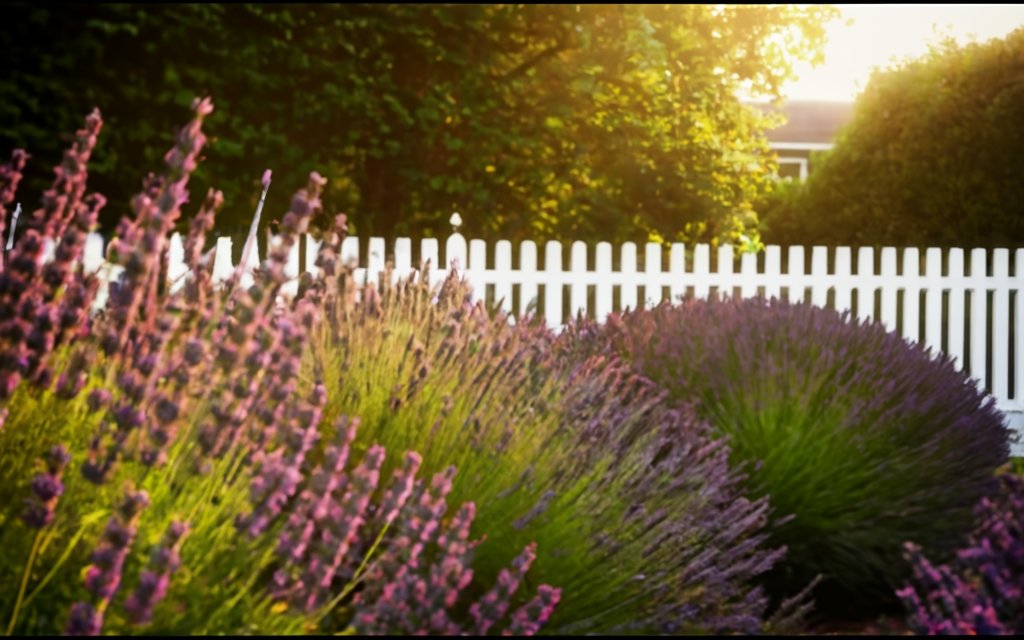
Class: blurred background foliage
0,3,835,245
760,28,1024,250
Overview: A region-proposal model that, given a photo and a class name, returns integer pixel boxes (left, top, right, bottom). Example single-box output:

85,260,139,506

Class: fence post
445,214,467,280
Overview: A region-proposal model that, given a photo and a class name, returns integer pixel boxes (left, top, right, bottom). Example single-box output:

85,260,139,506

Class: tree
760,28,1024,249
1,4,835,246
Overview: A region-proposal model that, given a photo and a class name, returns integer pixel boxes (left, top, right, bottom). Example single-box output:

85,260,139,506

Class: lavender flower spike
123,520,189,625
21,444,71,528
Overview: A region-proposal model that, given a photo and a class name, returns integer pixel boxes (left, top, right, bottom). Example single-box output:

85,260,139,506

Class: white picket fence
77,230,1024,453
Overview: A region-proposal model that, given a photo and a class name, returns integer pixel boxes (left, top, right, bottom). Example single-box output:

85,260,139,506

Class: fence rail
76,230,1024,452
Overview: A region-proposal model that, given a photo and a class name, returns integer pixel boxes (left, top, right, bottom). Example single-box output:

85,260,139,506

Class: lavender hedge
560,297,1011,611
311,269,802,633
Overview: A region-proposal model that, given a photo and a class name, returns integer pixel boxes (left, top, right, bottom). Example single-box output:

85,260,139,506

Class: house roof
754,100,856,144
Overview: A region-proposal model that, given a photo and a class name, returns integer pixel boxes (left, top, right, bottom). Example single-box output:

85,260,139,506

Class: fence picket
394,237,412,284
880,247,898,332
856,247,875,323
970,248,989,389
494,240,513,314
1017,249,1024,403
764,246,781,301
902,248,920,344
545,241,564,328
445,232,467,278
694,244,710,299
948,249,966,370
468,239,487,302
670,244,686,302
835,247,852,314
305,234,321,279
282,240,301,297
740,250,757,298
718,245,734,300
595,242,613,320
420,238,439,285
570,241,588,320
789,246,807,304
644,243,663,307
211,237,234,284
620,242,638,312
924,248,943,354
84,232,106,274
808,246,825,307
167,233,187,293
993,249,1009,401
520,241,538,317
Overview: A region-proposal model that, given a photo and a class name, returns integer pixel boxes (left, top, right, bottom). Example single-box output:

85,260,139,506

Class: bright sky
782,4,1024,102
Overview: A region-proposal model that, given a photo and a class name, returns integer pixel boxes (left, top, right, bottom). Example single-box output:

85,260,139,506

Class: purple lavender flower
21,444,71,528
65,602,102,636
899,473,1024,634
82,489,149,607
123,520,189,625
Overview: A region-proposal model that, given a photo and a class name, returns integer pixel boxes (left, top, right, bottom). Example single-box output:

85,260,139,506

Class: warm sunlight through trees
0,4,836,246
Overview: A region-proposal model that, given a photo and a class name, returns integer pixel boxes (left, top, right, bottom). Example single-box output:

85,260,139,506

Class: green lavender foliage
309,268,796,634
0,102,557,636
560,297,1011,613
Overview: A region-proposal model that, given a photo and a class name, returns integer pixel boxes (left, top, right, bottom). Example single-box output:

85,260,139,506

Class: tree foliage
1,3,834,244
761,29,1024,249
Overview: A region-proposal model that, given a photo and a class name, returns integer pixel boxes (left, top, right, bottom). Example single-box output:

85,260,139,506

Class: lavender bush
560,297,1011,611
898,472,1023,635
308,264,804,633
0,101,558,636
